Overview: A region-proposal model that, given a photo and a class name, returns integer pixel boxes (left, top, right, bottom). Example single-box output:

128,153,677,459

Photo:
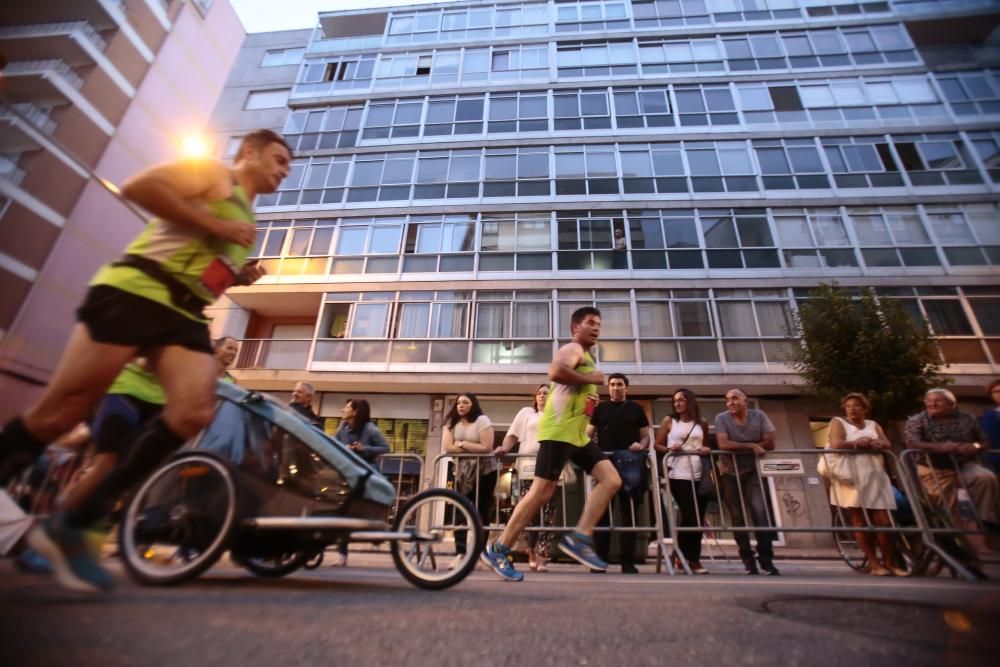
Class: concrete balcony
0,22,136,97
0,0,125,29
234,338,313,371
0,21,107,63
0,103,57,153
0,0,155,62
2,59,113,135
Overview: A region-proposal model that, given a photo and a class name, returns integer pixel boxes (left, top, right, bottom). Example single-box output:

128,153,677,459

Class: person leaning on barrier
981,379,1000,475
654,388,712,575
494,384,556,573
288,382,321,426
714,388,780,576
331,398,390,566
824,393,906,577
586,373,650,574
442,392,496,564
904,388,1000,545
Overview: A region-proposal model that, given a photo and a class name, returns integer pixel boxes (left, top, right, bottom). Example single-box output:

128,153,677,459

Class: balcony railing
0,103,57,135
0,21,107,52
3,59,85,90
307,33,384,55
234,339,312,371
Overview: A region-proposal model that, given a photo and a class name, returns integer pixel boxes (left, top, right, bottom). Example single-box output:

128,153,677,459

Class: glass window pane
351,303,389,337
718,302,757,337
396,303,430,337
756,302,792,337
923,300,973,335
674,302,712,336
337,227,367,254
370,226,402,253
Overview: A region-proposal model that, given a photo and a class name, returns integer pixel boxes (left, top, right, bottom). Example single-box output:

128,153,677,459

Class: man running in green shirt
0,129,290,593
482,306,622,581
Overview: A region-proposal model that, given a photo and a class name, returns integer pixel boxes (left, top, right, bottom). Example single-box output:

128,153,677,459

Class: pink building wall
0,1,245,419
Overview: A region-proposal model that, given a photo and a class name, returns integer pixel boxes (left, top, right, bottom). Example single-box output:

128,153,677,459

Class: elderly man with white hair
904,387,999,542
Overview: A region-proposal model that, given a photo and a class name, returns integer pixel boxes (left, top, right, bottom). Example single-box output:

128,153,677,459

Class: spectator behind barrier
981,379,1000,475
586,373,650,574
714,388,780,576
442,393,496,565
654,388,711,575
288,382,321,426
904,388,999,556
823,393,906,576
331,398,390,566
495,384,557,572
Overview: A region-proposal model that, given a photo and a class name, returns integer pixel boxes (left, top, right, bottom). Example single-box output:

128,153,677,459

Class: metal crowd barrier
431,451,668,569
659,448,988,580
898,449,995,562
374,452,425,522
428,447,992,580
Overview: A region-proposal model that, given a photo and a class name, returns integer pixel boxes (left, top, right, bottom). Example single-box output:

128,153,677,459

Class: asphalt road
2,554,997,667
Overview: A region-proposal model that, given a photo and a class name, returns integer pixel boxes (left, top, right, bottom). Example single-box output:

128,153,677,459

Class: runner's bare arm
548,342,604,386
120,159,254,247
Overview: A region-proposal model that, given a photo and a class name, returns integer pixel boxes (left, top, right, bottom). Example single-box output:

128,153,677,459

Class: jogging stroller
117,381,482,590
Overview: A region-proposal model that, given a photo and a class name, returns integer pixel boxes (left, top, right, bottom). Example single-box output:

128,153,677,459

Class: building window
244,89,290,110
262,48,305,67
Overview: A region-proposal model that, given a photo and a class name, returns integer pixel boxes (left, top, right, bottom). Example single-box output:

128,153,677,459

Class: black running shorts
77,285,212,355
92,394,163,455
534,439,606,481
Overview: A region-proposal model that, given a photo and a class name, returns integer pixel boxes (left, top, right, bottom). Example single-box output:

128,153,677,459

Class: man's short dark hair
237,129,293,161
570,306,601,332
608,372,629,386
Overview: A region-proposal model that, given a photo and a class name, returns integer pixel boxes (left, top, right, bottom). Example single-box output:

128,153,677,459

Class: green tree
788,284,946,424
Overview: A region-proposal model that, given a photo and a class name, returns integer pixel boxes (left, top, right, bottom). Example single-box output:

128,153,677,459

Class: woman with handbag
442,393,496,565
654,388,711,574
495,384,560,572
823,392,904,576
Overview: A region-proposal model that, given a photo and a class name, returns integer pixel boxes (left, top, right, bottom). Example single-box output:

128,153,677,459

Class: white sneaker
448,554,465,571
330,552,347,567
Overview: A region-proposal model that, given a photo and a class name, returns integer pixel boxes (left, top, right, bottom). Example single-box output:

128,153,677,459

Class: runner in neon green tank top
482,307,625,581
1,130,292,594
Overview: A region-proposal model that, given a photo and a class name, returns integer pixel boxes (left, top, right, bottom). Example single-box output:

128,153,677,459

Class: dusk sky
230,0,454,33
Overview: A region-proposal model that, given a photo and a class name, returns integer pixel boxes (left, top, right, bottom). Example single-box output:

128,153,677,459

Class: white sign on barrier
759,458,805,476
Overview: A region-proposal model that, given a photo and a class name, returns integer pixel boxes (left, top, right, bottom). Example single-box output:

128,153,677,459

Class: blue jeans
720,472,776,563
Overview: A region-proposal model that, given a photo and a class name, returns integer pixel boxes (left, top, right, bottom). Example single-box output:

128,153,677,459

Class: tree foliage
788,284,946,423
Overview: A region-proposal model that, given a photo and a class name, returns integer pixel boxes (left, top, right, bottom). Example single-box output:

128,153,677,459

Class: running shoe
559,532,607,571
480,542,524,582
15,549,51,574
26,514,113,593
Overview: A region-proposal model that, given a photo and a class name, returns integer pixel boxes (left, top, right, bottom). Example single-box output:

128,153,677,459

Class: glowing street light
180,133,211,158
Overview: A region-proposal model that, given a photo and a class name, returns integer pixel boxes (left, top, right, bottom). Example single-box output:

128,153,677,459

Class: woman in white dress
824,392,904,576
495,384,555,572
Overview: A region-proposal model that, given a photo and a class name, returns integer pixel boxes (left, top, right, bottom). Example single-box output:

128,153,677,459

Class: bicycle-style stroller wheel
119,452,239,586
390,488,482,590
831,508,869,573
240,551,315,578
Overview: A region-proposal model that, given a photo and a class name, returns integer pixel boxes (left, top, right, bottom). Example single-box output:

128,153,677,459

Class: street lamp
180,133,211,158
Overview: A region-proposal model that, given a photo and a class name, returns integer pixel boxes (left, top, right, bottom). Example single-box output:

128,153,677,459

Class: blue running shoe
15,549,52,574
559,532,607,571
480,541,524,582
27,514,113,593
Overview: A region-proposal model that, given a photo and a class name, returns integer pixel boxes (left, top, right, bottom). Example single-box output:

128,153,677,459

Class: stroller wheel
240,551,313,578
119,452,239,586
390,489,482,590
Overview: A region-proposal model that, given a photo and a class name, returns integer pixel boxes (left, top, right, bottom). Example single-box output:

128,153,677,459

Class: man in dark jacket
289,382,321,426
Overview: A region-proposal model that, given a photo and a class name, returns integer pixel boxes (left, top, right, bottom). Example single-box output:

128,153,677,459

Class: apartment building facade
209,0,1000,543
0,0,244,418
